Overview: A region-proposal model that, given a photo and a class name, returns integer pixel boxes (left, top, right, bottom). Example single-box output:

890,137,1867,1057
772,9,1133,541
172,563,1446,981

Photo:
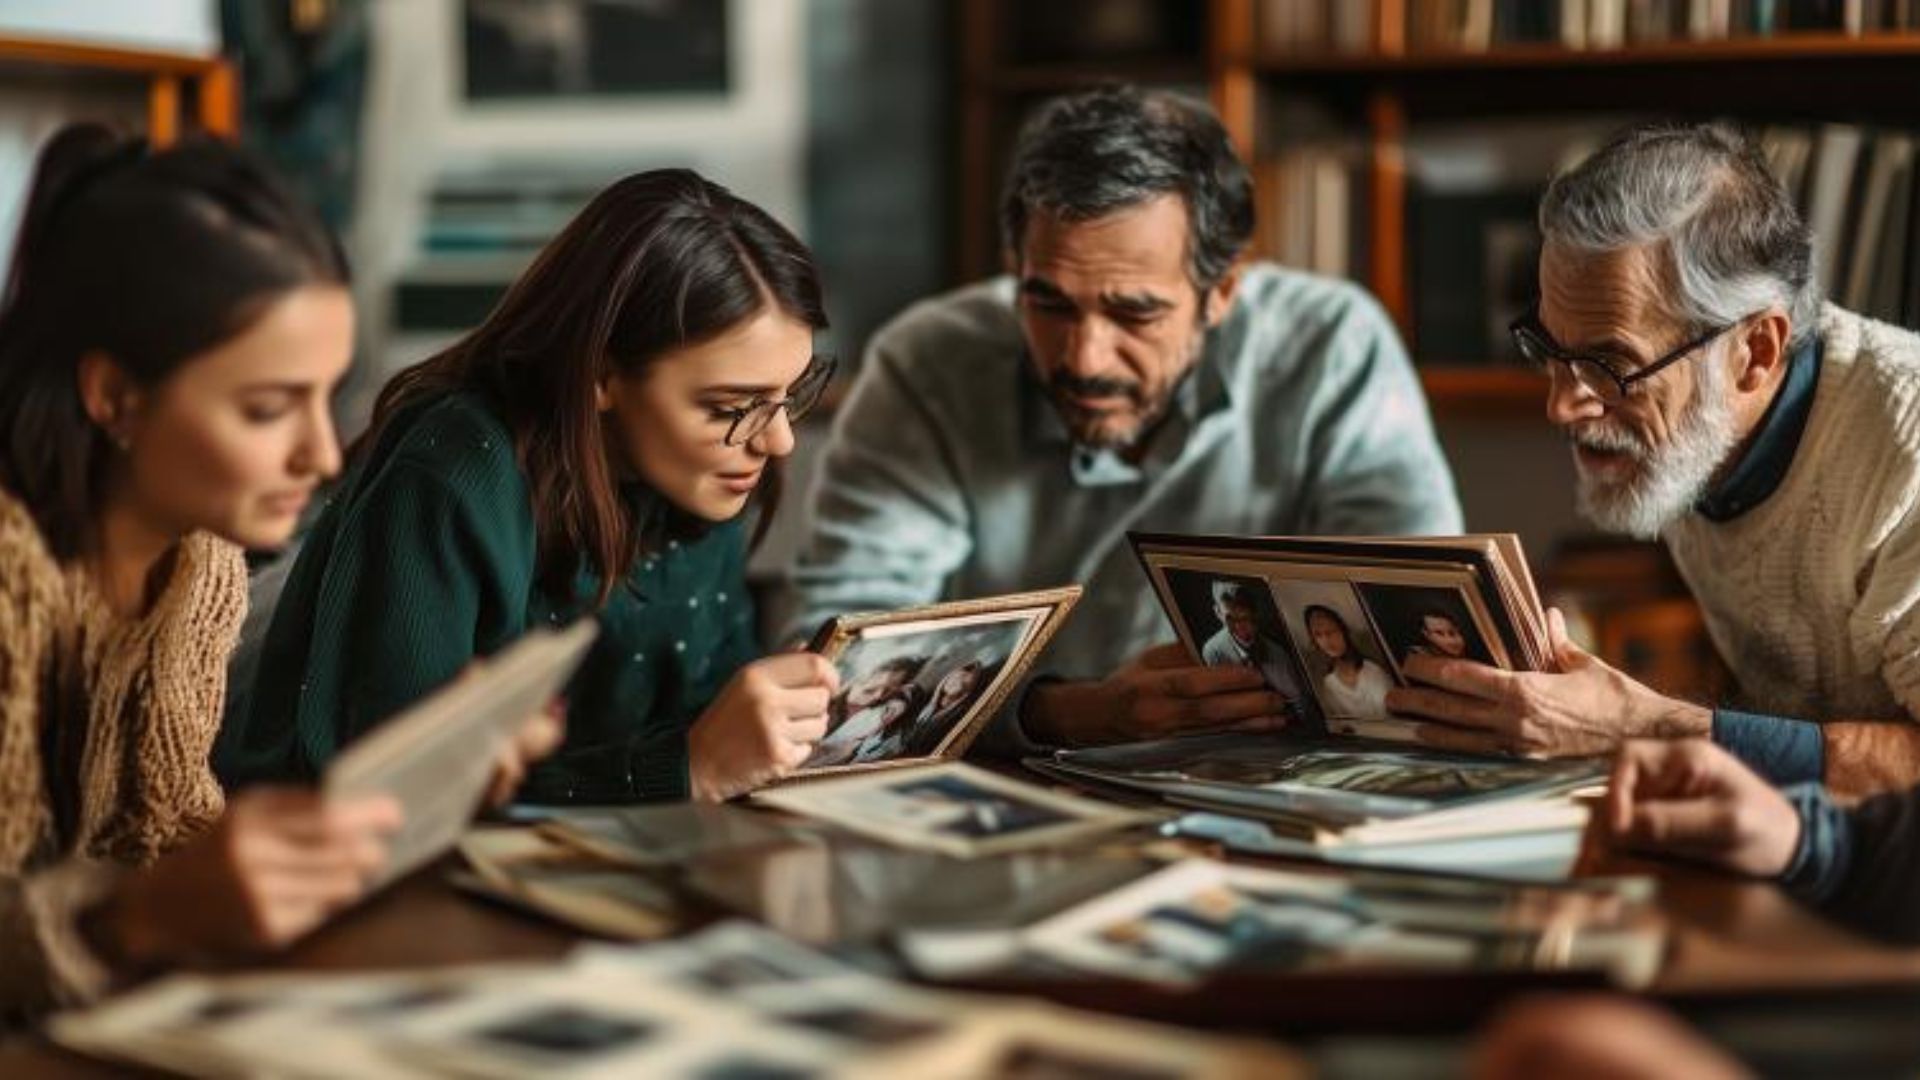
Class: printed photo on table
1157,567,1310,726
753,762,1144,858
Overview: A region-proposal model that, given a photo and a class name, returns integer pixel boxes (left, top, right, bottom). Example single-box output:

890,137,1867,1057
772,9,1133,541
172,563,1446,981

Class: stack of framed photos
1024,533,1605,851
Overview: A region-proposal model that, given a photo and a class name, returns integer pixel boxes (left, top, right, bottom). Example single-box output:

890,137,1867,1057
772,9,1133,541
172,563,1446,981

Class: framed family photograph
795,586,1082,777
1133,539,1525,743
752,762,1148,859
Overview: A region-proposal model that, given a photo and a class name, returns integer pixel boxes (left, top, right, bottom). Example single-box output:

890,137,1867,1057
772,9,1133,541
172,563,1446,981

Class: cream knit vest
1666,303,1920,722
0,488,246,876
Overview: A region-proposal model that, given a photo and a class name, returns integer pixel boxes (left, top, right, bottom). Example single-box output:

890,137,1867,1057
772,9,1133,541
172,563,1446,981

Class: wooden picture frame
786,585,1083,782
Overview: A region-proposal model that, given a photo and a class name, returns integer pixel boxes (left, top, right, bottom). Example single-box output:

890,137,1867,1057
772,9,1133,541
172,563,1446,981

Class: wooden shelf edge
1246,31,1920,77
0,34,223,77
1419,366,1544,417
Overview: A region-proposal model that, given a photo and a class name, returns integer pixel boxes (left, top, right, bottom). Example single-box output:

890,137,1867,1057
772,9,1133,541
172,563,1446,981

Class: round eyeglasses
1508,307,1740,406
719,355,838,447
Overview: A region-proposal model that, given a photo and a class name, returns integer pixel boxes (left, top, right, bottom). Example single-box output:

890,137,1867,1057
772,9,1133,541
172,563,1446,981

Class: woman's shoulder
354,391,530,519
0,485,57,577
0,486,65,624
379,390,518,474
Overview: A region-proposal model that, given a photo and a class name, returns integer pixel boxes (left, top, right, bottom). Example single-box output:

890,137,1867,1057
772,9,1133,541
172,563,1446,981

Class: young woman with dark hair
0,123,534,1019
224,168,840,804
1304,604,1394,722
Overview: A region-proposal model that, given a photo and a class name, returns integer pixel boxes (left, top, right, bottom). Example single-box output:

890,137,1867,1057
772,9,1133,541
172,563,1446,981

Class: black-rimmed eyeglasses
718,354,838,447
1508,306,1739,406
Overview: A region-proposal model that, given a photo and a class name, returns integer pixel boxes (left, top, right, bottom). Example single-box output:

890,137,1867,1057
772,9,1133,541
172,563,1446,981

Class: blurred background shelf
0,33,236,144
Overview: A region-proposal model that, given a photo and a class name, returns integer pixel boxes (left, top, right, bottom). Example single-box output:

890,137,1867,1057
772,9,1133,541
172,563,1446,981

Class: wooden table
4,839,1918,1076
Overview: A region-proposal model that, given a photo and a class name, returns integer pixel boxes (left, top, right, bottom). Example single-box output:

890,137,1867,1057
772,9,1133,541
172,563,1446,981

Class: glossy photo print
798,587,1081,776
804,611,1038,771
1269,580,1396,726
1352,582,1498,673
1157,567,1311,728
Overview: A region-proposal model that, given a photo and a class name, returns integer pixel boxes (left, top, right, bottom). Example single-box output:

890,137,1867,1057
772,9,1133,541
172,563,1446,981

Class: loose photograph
1352,582,1499,673
753,762,1145,858
1269,580,1396,725
1027,860,1481,987
803,610,1041,771
1157,567,1311,726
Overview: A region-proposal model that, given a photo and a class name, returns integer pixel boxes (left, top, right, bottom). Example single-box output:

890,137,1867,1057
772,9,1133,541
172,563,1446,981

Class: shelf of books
1216,0,1920,415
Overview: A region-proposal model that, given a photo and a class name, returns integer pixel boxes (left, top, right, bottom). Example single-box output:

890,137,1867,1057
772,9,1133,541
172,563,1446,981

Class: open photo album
1022,533,1604,850
1131,531,1549,742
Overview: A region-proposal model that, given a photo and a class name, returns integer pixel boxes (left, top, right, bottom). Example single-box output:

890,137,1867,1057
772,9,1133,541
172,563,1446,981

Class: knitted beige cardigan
0,487,246,1021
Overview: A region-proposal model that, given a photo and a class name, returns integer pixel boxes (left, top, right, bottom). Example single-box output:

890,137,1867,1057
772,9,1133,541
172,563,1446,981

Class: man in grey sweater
776,86,1461,749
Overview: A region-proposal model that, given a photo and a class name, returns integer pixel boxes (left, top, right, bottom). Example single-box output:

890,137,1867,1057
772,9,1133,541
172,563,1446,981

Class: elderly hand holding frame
1382,607,1713,758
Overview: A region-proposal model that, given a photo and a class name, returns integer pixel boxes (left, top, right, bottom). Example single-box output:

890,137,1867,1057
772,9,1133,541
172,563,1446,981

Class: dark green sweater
217,391,759,803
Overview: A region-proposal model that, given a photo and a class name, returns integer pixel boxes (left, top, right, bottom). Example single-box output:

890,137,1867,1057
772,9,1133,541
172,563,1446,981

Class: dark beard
1035,324,1208,453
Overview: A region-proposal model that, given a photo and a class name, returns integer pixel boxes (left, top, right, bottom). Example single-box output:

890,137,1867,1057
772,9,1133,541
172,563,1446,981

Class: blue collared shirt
776,265,1464,681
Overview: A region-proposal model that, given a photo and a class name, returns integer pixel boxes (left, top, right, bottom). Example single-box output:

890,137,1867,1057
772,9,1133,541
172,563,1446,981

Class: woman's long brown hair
360,169,826,607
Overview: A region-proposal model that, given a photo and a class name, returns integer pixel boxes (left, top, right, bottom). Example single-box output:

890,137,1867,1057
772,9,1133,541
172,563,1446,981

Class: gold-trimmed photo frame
785,585,1083,782
1131,537,1540,745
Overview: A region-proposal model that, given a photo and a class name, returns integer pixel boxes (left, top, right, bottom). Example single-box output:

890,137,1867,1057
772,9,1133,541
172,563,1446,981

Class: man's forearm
1822,721,1920,797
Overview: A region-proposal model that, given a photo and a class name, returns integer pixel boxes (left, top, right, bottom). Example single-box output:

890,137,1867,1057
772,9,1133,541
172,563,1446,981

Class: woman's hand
688,653,838,801
105,788,403,966
483,700,567,808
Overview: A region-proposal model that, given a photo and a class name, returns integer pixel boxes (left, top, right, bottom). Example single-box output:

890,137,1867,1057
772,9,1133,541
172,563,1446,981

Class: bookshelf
1213,1,1920,409
0,34,237,145
957,0,1920,413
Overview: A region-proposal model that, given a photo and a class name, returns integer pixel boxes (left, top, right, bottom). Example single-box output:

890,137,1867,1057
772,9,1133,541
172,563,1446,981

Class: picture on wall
463,0,729,100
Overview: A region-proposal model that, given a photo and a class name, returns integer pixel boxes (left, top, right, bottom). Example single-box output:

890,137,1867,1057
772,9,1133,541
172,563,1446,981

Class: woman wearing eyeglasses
221,169,840,805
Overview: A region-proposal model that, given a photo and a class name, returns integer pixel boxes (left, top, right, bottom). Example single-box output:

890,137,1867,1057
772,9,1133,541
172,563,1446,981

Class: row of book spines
1260,0,1918,53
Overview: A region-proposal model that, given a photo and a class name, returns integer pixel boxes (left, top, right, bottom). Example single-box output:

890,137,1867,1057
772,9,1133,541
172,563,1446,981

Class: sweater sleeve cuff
1778,782,1854,905
1711,708,1825,786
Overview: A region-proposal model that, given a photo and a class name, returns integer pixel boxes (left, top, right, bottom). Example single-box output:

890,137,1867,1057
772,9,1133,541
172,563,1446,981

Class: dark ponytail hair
0,122,348,559
363,168,827,609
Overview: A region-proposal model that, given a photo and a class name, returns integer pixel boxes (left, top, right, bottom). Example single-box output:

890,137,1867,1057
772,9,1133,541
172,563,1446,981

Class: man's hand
1022,642,1292,747
1601,738,1802,878
1384,607,1710,757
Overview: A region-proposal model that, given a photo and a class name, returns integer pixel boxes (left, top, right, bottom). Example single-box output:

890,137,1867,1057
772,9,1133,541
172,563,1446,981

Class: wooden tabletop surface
4,833,1917,1076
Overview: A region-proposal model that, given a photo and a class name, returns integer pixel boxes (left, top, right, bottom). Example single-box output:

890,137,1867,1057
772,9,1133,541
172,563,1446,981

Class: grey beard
1572,363,1742,539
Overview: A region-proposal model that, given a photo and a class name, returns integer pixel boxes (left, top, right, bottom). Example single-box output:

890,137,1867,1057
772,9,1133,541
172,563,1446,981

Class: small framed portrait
1353,582,1500,675
1149,565,1313,727
798,586,1081,777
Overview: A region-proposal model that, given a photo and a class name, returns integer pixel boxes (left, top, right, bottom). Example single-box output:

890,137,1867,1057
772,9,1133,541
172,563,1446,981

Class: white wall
0,0,218,54
0,0,217,267
348,0,808,434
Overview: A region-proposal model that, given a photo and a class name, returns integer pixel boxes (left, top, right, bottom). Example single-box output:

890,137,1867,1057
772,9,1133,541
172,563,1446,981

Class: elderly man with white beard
1386,122,1920,796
